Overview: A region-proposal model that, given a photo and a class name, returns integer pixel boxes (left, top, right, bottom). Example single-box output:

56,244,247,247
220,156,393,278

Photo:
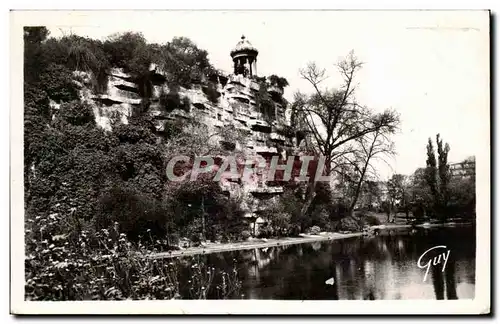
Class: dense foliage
24,27,243,300
424,135,474,220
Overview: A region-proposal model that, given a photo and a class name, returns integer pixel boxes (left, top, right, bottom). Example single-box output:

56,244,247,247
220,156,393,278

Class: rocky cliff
71,66,295,227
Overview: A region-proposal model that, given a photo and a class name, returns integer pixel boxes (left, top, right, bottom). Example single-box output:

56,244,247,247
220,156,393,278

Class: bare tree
292,51,400,218
342,128,396,215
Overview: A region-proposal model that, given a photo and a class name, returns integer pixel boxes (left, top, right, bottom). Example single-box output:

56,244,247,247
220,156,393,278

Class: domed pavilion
230,35,258,77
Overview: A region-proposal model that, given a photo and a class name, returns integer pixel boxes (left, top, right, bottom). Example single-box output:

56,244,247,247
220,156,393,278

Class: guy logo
417,245,451,282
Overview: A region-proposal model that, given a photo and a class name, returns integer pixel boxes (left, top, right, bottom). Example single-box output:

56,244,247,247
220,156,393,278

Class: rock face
79,66,295,231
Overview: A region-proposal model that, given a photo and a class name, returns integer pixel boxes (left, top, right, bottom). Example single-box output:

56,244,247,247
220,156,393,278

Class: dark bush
190,232,202,246
288,224,301,237
160,91,182,112
181,96,191,112
257,225,272,238
241,230,251,240
159,91,191,113
95,185,170,241
357,213,382,226
203,82,220,104
40,64,80,103
334,216,362,232
268,75,289,89
56,101,95,126
330,202,350,220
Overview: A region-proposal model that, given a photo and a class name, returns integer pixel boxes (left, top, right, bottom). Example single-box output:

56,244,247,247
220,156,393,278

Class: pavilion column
249,57,254,76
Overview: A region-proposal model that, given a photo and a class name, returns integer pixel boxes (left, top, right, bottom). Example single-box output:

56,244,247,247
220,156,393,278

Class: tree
359,180,382,210
425,134,451,220
268,75,289,89
342,127,395,214
255,80,277,123
103,32,149,72
386,174,412,222
437,134,451,214
156,37,214,88
387,175,400,222
24,27,50,84
291,51,400,219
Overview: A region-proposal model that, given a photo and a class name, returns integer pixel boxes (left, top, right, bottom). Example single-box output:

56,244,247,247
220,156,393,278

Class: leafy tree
387,174,412,221
425,134,451,220
268,75,289,89
255,80,276,122
156,37,214,88
437,134,451,210
358,180,382,210
24,27,50,84
103,32,149,72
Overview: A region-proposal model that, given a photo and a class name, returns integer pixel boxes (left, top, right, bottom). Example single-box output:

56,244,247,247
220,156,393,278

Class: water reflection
179,226,475,300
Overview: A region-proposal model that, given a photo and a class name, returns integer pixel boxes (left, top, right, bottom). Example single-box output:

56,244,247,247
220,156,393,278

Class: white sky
44,10,489,180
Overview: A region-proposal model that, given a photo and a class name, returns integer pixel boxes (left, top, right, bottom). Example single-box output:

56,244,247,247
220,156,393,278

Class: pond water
177,225,476,300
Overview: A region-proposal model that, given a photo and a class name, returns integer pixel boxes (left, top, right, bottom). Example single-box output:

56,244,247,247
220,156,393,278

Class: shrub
330,202,350,221
190,232,202,246
268,75,289,89
39,63,79,103
95,185,170,241
358,214,382,226
181,96,191,112
103,32,148,71
159,91,191,113
241,230,251,240
288,225,301,237
56,101,95,126
257,225,272,238
203,82,220,104
334,217,362,232
160,91,182,112
307,225,321,235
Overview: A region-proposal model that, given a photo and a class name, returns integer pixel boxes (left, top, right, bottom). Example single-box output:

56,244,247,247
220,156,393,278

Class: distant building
449,157,475,179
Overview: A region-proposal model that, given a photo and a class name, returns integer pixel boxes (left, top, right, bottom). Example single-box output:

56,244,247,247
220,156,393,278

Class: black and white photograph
10,9,490,314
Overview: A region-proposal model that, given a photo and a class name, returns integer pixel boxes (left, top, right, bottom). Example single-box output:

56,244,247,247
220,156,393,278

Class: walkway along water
147,222,473,260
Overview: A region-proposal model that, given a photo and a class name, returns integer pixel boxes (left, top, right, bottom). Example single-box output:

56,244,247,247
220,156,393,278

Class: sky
43,10,489,180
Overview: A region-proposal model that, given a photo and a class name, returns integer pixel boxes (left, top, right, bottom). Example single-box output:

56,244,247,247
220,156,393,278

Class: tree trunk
387,201,393,223
348,137,375,216
300,180,317,225
348,165,367,216
201,196,206,242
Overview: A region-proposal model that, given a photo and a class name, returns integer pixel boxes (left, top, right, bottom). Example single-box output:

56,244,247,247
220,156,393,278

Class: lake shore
148,221,474,259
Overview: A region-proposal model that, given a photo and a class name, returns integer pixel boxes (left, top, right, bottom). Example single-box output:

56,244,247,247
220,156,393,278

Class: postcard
10,9,490,315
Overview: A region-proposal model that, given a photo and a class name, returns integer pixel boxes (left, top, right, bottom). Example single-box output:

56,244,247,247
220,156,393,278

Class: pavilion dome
230,35,259,57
